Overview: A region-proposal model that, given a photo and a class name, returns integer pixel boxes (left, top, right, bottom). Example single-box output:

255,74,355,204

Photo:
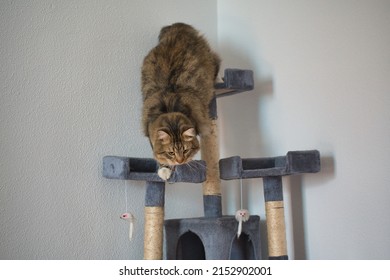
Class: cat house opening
176,231,206,260
229,232,255,260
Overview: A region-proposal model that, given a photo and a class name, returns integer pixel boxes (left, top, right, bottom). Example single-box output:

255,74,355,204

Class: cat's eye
167,152,175,156
183,149,190,154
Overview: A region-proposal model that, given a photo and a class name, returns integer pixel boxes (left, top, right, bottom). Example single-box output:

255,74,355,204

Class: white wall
0,0,217,259
1,0,389,260
217,0,390,259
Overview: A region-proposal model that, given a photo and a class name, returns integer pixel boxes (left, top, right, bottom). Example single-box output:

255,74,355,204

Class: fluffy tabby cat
141,23,220,180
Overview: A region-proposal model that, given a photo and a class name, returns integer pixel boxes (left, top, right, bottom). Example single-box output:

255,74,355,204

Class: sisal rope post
143,181,165,260
201,96,222,217
201,119,221,196
263,176,288,259
144,206,164,259
265,201,287,257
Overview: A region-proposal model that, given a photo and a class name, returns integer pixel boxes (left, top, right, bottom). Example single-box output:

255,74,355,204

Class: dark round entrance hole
176,231,206,260
230,233,255,260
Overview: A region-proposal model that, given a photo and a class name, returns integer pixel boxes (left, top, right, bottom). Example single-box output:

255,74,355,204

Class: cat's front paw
158,167,172,181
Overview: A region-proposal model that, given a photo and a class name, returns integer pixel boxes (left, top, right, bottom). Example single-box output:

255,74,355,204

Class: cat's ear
157,130,171,144
182,128,196,141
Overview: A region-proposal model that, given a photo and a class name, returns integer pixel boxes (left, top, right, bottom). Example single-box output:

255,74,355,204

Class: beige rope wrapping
265,201,287,257
143,206,164,260
201,119,221,196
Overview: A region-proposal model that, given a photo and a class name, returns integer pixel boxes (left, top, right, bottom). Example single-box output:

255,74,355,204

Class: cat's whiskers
181,161,196,178
192,160,208,170
187,160,209,172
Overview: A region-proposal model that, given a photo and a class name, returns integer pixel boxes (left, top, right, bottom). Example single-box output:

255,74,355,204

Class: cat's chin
159,160,191,166
173,161,187,166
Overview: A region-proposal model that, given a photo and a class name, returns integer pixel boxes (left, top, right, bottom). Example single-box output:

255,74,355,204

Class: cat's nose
176,157,184,164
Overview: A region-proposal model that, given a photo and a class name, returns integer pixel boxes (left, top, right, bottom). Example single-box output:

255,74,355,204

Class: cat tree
103,69,320,260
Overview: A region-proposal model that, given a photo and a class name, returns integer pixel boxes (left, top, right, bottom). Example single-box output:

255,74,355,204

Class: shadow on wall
217,42,274,158
289,155,336,259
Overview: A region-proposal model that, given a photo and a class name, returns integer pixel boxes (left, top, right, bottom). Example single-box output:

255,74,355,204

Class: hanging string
124,180,129,213
240,177,243,210
235,177,250,238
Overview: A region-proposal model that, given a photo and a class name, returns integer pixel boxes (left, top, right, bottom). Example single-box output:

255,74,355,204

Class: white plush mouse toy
235,209,250,238
120,212,135,241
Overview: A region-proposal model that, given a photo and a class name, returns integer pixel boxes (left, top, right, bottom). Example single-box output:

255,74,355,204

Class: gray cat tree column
202,68,256,217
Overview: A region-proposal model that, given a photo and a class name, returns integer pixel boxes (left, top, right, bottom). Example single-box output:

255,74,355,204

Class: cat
141,23,220,180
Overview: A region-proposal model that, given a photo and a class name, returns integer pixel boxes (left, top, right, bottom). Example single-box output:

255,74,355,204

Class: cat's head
150,114,199,166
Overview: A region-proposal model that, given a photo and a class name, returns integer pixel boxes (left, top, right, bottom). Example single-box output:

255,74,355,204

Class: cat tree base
165,215,261,260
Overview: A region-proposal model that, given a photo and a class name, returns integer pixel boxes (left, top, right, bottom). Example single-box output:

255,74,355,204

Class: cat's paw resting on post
157,166,172,181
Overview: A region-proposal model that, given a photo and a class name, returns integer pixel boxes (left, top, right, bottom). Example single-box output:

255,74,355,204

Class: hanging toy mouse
120,212,135,241
235,209,250,238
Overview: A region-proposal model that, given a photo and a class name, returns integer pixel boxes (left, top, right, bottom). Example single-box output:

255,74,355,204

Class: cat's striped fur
141,23,220,179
